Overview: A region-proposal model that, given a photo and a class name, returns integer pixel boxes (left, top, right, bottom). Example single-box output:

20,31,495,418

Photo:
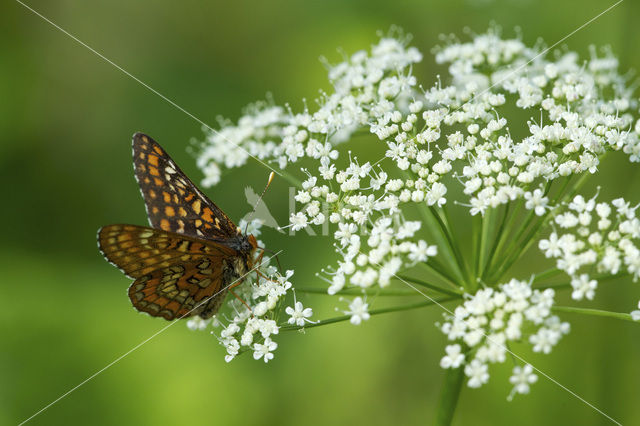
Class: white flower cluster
194,29,640,376
197,35,422,186
539,195,640,301
440,279,569,391
321,216,438,297
197,31,639,309
187,220,314,362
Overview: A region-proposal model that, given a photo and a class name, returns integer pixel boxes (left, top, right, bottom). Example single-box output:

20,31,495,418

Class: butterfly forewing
132,132,238,240
98,224,236,278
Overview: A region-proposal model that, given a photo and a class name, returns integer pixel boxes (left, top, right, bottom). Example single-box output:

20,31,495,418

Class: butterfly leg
254,249,269,286
252,249,281,286
257,246,283,274
229,288,252,313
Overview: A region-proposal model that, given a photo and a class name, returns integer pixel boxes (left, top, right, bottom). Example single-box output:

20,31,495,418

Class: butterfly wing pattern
131,133,237,240
98,133,258,320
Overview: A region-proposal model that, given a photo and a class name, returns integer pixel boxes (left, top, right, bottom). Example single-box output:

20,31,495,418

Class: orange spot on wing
149,189,156,199
149,166,159,176
148,155,159,166
160,219,171,231
192,199,201,214
163,192,171,203
178,207,187,217
184,193,194,202
153,178,163,186
165,206,176,217
153,146,163,155
202,208,214,223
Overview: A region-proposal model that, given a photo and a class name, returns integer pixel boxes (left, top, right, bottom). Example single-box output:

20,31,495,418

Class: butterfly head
228,232,258,256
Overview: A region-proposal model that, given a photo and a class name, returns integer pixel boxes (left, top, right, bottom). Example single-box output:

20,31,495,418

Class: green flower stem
441,205,473,287
396,274,463,297
535,273,626,290
431,206,472,288
487,215,548,282
412,195,467,285
477,207,496,284
471,214,481,280
531,267,564,283
483,200,522,281
534,282,571,290
435,364,465,426
552,306,637,323
416,260,463,290
295,286,422,297
280,296,460,331
477,169,594,284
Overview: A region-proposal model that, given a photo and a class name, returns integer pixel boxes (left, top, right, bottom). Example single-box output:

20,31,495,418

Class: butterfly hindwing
128,259,228,320
132,132,238,240
98,224,238,319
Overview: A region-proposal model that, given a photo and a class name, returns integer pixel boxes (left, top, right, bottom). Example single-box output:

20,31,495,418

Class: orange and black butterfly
98,133,259,320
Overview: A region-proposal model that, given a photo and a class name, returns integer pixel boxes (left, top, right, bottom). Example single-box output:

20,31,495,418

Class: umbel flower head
192,28,640,397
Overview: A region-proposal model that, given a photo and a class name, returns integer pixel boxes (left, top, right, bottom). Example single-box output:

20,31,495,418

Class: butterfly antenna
244,172,275,234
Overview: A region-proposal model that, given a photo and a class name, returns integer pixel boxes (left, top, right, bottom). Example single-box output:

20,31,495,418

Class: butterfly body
98,133,258,320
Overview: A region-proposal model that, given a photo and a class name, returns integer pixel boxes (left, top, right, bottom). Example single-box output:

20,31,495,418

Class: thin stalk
535,273,624,290
280,296,460,331
435,365,465,426
488,216,548,282
530,267,564,283
477,207,496,284
403,169,464,282
487,209,538,280
472,214,481,281
396,274,463,297
482,203,510,280
416,259,463,290
434,206,473,287
552,306,637,323
414,199,467,285
295,287,421,296
484,199,522,282
489,172,592,282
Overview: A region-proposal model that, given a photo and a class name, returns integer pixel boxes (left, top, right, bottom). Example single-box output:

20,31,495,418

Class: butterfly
98,132,259,320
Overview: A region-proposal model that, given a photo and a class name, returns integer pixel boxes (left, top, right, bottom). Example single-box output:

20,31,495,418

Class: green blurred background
2,0,640,425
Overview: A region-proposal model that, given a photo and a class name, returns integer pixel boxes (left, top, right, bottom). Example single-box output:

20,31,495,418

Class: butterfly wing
132,132,238,240
98,224,237,319
128,261,228,320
